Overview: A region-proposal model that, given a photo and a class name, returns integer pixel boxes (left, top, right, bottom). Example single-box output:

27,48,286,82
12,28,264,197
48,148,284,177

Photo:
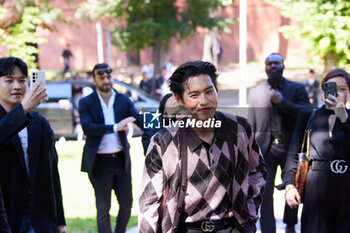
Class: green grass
56,138,145,232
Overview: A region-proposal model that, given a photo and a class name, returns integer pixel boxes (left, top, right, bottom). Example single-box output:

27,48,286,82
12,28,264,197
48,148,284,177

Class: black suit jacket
79,90,143,176
0,104,65,233
248,78,311,155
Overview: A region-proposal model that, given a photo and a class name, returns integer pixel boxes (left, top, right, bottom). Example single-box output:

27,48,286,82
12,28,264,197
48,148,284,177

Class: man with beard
248,53,311,233
79,63,143,233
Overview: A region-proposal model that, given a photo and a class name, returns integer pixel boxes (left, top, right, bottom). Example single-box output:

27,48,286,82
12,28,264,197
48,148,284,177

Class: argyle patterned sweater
139,112,266,233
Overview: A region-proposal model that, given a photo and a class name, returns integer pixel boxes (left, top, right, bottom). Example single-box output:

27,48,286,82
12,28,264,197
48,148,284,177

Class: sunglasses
96,68,112,75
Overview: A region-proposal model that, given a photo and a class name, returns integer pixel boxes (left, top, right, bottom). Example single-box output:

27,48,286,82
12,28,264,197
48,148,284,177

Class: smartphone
30,71,46,90
324,81,337,107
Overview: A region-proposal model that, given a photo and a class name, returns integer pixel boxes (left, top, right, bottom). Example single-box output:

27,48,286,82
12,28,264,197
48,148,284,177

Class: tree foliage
268,0,350,71
77,0,233,75
0,1,63,69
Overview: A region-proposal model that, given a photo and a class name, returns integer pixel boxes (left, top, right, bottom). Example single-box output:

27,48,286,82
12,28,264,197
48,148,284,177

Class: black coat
0,104,65,233
248,78,311,155
0,186,10,233
78,90,143,176
281,106,350,232
282,106,350,186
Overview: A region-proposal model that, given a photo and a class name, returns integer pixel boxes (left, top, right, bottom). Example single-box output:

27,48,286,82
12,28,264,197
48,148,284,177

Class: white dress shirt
18,127,29,175
96,90,123,154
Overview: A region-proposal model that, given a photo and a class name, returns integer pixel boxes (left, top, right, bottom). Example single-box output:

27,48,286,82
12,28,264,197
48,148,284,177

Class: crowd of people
138,64,172,100
0,54,349,233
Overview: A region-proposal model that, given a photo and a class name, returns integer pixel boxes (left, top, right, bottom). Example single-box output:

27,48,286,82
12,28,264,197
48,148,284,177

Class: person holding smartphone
282,68,350,233
0,57,66,233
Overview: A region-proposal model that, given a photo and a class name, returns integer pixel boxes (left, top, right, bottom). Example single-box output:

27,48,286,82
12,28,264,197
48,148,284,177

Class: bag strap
300,109,316,158
306,109,317,130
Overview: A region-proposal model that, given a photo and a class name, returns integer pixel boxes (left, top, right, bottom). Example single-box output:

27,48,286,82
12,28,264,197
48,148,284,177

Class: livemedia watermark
143,110,222,129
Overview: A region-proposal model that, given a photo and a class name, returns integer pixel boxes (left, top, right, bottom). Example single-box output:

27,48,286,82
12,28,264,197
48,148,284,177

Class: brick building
37,0,308,71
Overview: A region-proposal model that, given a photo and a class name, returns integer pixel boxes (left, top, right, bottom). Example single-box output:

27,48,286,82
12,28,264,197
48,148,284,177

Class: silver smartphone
30,71,46,89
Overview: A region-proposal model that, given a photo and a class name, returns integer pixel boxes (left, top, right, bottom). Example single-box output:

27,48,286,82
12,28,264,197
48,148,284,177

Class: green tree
76,0,233,80
268,0,350,73
0,1,63,69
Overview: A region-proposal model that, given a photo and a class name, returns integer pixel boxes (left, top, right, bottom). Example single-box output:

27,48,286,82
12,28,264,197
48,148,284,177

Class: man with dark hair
79,63,143,233
0,57,66,233
248,53,311,233
62,43,73,78
304,69,320,108
139,71,152,94
139,60,266,233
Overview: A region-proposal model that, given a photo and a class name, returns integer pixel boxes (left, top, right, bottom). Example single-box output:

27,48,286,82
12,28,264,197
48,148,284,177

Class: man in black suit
0,57,66,233
79,63,143,233
304,69,320,108
248,53,311,233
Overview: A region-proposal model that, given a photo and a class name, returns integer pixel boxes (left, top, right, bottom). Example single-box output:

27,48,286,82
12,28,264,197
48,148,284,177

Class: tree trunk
202,28,213,62
152,39,168,91
323,52,340,75
126,49,140,66
202,7,221,65
211,27,218,67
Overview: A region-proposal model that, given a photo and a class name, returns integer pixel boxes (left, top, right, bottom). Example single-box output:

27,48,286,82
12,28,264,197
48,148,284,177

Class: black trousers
178,227,241,233
260,142,298,233
301,168,350,233
88,152,132,233
177,227,240,233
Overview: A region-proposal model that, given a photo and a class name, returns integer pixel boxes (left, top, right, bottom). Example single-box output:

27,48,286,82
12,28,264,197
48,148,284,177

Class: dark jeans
260,142,298,233
89,152,132,233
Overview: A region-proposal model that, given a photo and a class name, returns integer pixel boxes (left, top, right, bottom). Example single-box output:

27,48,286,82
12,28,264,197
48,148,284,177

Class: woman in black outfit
283,68,350,233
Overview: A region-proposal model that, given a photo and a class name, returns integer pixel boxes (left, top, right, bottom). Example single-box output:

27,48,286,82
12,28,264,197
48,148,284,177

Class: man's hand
285,188,301,208
117,117,136,131
22,82,48,113
269,89,283,104
57,225,67,233
309,98,314,105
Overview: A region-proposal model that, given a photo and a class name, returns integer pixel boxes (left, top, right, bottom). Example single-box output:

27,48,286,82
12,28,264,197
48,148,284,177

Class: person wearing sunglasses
95,68,113,76
78,63,144,233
